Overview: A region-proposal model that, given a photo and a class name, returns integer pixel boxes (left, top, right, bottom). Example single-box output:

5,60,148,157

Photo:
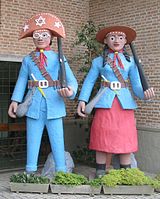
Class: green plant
72,146,95,165
155,173,160,181
72,20,103,97
72,20,103,73
153,173,160,189
72,21,103,165
10,172,50,184
89,178,102,187
72,119,95,166
101,168,160,188
51,172,88,185
101,169,122,187
120,168,151,185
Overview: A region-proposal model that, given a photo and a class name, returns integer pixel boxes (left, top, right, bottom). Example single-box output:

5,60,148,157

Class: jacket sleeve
129,57,144,99
11,57,29,103
64,57,78,100
78,57,101,103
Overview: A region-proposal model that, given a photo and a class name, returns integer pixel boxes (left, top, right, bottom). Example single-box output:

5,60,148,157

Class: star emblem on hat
35,16,46,27
19,13,66,39
23,24,29,32
54,21,62,28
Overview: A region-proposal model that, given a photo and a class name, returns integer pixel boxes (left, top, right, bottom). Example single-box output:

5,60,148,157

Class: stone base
103,185,154,195
50,184,101,195
10,183,49,193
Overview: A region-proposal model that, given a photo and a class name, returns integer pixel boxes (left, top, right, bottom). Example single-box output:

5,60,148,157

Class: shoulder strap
29,51,53,82
106,57,126,84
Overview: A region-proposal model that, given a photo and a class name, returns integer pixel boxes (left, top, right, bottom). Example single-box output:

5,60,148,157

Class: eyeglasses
108,35,126,41
106,32,126,41
33,32,51,40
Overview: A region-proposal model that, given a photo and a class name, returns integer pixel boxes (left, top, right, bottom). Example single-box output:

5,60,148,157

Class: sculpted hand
8,101,18,118
144,87,155,100
58,86,74,98
77,101,87,118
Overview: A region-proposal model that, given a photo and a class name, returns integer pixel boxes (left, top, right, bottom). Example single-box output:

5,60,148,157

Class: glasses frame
33,32,51,40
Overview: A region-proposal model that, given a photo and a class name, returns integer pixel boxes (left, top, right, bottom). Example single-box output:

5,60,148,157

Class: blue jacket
11,50,78,119
78,53,144,109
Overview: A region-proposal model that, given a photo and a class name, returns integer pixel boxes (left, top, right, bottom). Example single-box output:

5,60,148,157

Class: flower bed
50,172,101,195
10,168,160,195
101,168,159,195
10,172,50,193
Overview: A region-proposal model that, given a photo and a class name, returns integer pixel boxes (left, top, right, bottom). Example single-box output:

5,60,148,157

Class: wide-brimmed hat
96,25,136,44
19,13,65,39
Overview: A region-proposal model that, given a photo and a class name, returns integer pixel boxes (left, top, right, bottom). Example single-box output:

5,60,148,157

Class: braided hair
103,44,131,67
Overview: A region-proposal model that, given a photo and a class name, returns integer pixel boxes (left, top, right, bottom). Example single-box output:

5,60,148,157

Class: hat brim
19,13,66,40
19,29,64,40
96,26,136,44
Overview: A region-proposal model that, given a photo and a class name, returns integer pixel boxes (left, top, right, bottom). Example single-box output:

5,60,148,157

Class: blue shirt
11,50,78,119
78,53,144,109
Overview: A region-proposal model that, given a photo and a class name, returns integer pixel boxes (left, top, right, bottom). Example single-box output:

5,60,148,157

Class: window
0,61,50,170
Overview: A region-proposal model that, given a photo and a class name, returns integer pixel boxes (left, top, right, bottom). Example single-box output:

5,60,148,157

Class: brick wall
0,0,89,119
1,0,89,57
89,0,160,128
0,0,160,126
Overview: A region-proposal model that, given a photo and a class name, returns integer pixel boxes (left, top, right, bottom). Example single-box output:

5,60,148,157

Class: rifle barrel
57,37,67,88
129,43,149,91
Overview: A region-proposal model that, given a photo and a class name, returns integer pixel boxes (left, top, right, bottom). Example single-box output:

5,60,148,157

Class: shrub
89,178,102,187
101,168,160,188
10,172,49,184
51,172,88,186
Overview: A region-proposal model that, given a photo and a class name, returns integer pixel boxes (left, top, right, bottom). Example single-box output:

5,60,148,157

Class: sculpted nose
115,37,119,42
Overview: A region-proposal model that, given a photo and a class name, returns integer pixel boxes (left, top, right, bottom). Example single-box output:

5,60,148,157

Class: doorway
0,61,50,171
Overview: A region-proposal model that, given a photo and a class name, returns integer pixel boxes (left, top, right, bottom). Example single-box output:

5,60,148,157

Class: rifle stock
129,42,149,91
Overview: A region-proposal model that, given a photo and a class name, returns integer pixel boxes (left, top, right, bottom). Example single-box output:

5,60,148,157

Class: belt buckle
110,81,121,90
38,80,48,88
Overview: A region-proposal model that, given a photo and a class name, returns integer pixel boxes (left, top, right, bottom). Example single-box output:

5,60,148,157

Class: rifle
57,37,67,88
129,42,149,91
85,43,149,115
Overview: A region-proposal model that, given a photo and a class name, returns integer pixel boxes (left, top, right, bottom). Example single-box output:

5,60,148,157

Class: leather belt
101,81,128,90
28,80,60,89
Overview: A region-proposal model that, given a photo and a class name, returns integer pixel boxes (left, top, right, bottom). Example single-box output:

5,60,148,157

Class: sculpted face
104,31,127,51
33,29,52,49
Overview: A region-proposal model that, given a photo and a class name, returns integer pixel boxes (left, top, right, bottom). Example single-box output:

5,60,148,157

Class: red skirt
89,97,138,154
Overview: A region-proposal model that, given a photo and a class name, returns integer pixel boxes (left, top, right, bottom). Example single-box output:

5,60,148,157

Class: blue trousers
26,109,66,172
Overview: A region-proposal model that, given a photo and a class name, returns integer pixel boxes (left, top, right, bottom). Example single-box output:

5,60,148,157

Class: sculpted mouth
114,43,119,47
37,42,45,44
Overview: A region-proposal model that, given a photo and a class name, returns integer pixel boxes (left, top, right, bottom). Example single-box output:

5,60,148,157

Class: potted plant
154,172,160,192
71,21,103,167
101,168,159,195
10,172,50,193
50,171,101,195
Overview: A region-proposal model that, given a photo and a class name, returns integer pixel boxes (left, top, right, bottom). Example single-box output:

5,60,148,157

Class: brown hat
96,25,136,44
19,13,65,39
